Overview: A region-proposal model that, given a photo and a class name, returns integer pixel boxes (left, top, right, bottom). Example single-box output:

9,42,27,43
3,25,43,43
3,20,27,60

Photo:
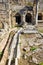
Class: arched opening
38,13,42,20
15,13,21,25
25,13,32,24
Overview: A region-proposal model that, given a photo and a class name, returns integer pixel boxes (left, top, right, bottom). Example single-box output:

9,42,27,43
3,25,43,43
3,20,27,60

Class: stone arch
15,13,21,25
25,13,32,24
38,13,42,20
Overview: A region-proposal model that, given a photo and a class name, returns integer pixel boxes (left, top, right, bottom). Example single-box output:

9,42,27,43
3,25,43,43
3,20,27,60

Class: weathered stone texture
0,1,9,27
19,33,43,64
0,4,5,10
3,0,8,3
0,22,4,29
0,10,9,23
0,0,2,2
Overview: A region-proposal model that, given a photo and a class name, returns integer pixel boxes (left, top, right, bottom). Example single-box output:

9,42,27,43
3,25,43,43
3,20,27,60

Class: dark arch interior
38,13,42,20
15,13,21,24
25,13,32,24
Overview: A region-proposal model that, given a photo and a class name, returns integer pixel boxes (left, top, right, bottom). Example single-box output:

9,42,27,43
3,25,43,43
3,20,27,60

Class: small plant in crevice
39,62,43,65
30,46,37,51
15,25,23,28
0,52,2,60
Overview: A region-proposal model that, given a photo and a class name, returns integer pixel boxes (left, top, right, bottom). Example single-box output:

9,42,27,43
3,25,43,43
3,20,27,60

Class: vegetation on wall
27,2,33,6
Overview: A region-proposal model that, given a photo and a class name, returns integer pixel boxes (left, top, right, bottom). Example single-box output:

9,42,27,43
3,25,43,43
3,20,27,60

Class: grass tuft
30,46,37,51
39,62,43,65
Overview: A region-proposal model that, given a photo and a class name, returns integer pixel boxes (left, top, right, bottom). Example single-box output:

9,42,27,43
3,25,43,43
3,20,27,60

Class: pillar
9,9,12,28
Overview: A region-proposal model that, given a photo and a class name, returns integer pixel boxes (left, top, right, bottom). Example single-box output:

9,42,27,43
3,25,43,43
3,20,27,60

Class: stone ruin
0,0,43,29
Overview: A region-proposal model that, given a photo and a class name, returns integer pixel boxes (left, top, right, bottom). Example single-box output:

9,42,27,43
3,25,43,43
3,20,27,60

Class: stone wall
0,0,43,29
0,0,9,29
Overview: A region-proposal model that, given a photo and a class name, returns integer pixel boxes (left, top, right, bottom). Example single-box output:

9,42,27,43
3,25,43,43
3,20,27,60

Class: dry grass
38,27,43,33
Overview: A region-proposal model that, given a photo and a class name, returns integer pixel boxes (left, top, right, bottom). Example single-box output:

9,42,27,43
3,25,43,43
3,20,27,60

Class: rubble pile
19,32,43,65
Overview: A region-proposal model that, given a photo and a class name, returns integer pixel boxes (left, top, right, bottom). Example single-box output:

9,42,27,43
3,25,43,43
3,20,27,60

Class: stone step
23,29,38,34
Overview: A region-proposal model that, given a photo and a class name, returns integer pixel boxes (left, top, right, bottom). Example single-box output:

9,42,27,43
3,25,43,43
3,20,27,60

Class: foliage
0,52,2,58
30,46,37,51
15,25,23,27
38,29,43,33
39,62,43,65
38,27,43,33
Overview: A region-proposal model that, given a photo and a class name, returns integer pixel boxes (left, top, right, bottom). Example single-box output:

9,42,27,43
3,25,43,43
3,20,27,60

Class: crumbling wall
0,0,9,29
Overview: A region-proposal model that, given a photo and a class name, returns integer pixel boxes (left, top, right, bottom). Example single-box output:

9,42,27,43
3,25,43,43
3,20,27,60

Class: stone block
3,0,8,3
0,4,5,10
0,0,2,2
0,11,6,14
0,14,7,19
